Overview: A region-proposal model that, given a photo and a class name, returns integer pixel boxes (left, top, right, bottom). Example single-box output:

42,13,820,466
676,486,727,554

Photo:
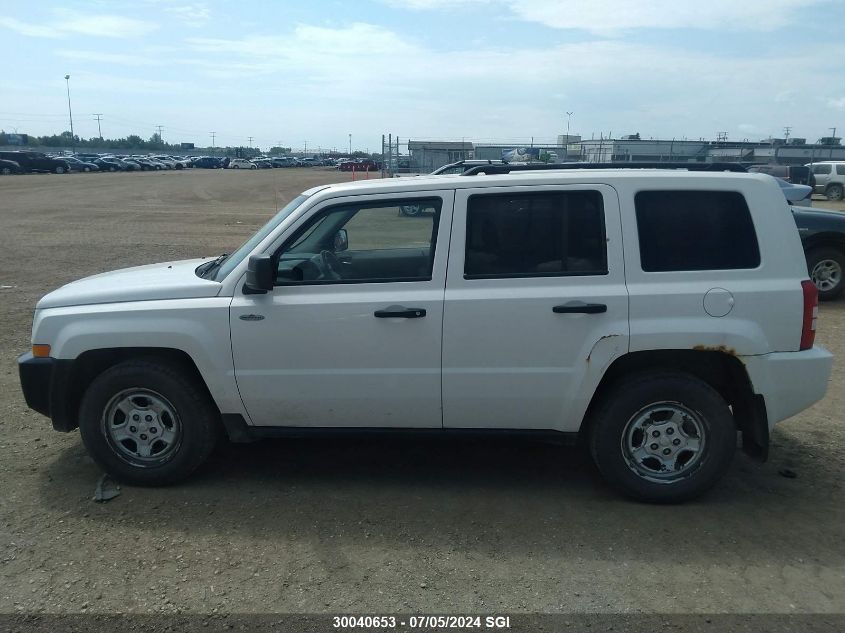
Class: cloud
164,3,211,27
827,97,845,110
0,16,61,37
58,49,165,67
384,0,823,34
510,0,818,33
0,11,157,39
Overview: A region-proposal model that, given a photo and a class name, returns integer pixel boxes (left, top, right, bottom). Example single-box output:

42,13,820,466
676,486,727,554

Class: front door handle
374,305,426,318
553,302,607,314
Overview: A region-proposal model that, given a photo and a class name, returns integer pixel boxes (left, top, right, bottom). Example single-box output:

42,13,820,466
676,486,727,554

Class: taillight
801,280,818,350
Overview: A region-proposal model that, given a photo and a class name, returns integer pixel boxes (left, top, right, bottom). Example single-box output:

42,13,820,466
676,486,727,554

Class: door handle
374,305,426,318
553,302,607,314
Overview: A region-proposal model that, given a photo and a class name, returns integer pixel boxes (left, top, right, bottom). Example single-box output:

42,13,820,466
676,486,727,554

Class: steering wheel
319,250,343,280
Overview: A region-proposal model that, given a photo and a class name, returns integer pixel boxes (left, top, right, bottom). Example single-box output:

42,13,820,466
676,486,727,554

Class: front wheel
55,166,65,174
808,246,845,300
589,372,736,503
1,167,11,175
826,184,844,201
79,359,220,486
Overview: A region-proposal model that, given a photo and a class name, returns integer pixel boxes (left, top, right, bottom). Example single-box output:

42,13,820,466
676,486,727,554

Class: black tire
807,246,845,300
1,167,11,175
78,359,220,486
83,167,90,172
826,184,844,201
588,372,736,503
55,166,65,174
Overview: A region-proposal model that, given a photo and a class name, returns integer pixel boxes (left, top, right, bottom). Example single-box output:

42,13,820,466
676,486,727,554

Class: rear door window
813,164,832,175
635,190,760,272
464,190,607,278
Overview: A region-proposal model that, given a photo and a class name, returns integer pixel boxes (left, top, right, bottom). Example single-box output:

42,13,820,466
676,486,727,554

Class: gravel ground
0,169,843,616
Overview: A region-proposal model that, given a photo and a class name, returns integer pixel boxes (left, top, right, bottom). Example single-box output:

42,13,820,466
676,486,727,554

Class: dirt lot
0,168,843,615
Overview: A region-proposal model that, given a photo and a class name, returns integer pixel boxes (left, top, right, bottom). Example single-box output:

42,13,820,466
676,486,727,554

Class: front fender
33,298,246,417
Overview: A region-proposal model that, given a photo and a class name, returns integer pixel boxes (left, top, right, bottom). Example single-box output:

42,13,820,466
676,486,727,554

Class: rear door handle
374,305,426,318
553,302,607,314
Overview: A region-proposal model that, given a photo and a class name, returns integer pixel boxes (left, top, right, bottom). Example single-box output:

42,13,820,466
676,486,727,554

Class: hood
792,205,845,223
37,258,221,309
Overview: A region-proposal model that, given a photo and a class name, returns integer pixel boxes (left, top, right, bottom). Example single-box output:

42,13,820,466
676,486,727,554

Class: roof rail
460,161,749,176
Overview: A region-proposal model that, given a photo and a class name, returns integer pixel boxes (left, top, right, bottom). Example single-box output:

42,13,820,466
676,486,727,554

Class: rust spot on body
693,344,737,356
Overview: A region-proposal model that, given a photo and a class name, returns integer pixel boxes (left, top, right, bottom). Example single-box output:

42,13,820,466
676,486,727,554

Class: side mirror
334,229,349,252
243,254,274,294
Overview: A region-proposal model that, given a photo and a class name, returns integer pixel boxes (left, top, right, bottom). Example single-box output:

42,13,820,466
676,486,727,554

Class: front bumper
18,352,54,417
741,345,834,428
17,352,77,431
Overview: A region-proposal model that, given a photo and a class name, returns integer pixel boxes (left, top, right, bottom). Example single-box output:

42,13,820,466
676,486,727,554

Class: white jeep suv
18,170,833,502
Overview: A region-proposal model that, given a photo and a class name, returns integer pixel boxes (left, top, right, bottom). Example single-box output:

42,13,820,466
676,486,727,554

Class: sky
2,0,845,152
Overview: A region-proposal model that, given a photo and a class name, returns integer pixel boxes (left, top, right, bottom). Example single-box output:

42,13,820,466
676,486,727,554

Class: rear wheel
589,372,736,503
1,167,11,175
826,184,844,201
79,359,220,486
808,246,845,300
55,166,65,174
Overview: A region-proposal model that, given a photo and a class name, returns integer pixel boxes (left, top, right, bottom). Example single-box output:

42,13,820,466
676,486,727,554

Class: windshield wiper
199,253,229,279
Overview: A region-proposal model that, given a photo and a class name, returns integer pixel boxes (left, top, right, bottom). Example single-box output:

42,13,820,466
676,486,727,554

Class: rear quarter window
635,190,760,272
836,164,845,175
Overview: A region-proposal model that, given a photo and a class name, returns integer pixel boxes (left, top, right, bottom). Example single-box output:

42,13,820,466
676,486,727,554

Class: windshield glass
213,194,309,280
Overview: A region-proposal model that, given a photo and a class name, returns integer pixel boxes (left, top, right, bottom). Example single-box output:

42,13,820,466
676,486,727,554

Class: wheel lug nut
150,427,157,434
652,430,660,437
129,426,137,433
132,415,139,421
650,443,659,450
140,434,147,440
673,439,681,446
145,415,153,422
666,428,674,435
663,448,671,455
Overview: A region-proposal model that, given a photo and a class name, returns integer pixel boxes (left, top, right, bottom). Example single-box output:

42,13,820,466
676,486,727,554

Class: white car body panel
229,190,455,427
442,184,629,432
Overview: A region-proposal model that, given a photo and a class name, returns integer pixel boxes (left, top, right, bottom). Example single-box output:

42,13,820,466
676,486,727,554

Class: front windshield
213,194,309,280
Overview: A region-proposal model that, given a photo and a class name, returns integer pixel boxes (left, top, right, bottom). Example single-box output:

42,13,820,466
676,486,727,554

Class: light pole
348,133,352,156
64,75,75,151
565,111,573,159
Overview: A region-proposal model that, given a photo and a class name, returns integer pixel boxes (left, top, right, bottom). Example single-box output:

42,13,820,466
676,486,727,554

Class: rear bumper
17,352,77,431
741,346,833,428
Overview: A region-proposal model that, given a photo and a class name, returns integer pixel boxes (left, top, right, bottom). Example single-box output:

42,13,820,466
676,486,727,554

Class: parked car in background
62,157,100,173
94,158,125,172
748,164,814,187
192,156,224,169
0,151,70,174
116,158,142,171
228,158,256,169
271,157,293,168
807,162,845,201
0,158,22,175
339,159,380,172
252,158,273,169
774,177,813,206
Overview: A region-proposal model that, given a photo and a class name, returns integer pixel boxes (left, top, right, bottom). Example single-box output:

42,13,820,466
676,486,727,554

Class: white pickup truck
18,170,833,502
